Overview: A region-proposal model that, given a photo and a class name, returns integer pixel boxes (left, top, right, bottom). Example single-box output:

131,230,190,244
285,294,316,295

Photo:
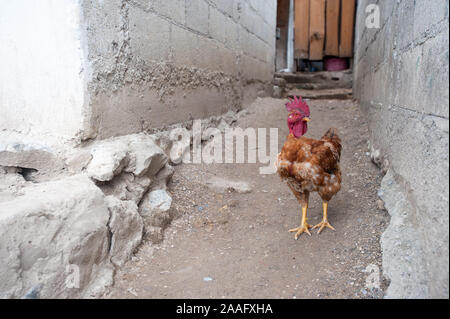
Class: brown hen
276,97,342,239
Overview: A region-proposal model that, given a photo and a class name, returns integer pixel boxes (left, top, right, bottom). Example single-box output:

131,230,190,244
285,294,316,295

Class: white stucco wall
0,0,88,140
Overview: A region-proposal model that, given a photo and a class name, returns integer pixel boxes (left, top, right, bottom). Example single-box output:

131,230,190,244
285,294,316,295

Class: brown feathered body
276,128,342,204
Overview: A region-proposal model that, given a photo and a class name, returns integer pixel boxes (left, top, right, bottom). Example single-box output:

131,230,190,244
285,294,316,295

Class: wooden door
294,0,356,60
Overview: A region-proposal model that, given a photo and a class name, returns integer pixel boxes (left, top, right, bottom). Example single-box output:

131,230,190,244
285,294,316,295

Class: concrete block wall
0,0,277,142
354,0,449,298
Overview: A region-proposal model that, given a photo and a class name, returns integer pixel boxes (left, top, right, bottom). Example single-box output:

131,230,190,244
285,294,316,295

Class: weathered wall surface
0,0,276,143
81,0,277,140
354,0,449,298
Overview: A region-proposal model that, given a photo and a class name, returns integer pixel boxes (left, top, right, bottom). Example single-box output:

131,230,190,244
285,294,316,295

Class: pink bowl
324,58,349,71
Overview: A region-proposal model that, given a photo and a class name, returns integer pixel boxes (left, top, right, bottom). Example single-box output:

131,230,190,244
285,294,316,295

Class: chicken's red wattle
293,121,307,137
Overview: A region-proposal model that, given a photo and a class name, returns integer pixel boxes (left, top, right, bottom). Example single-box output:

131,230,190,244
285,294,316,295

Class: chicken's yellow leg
289,205,311,239
312,202,336,234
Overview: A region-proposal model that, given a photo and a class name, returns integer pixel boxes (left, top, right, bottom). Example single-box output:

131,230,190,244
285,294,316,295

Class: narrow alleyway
105,97,390,299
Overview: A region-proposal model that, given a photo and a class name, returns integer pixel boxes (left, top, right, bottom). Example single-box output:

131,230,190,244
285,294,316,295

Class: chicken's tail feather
322,127,342,154
322,127,339,139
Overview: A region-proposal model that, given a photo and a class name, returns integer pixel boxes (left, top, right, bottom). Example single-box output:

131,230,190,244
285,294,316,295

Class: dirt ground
105,97,390,299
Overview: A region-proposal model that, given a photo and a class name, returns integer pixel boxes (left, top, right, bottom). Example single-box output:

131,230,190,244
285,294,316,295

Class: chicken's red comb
286,96,310,116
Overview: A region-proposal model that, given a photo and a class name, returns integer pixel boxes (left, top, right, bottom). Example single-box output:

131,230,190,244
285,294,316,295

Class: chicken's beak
303,117,310,122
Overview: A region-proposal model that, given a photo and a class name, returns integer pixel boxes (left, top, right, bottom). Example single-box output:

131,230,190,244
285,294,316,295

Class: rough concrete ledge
0,175,113,299
0,132,176,298
378,169,429,298
275,70,353,87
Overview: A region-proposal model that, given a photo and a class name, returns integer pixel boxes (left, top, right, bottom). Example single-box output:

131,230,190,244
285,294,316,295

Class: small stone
376,199,386,211
272,85,284,98
201,175,252,194
127,136,168,177
256,90,267,98
272,77,287,87
168,128,191,165
0,142,65,180
87,141,129,182
66,151,93,174
141,189,173,217
106,196,144,267
145,226,164,244
22,284,42,299
127,288,138,297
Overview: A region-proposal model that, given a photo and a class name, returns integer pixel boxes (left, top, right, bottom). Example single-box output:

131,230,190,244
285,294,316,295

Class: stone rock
0,142,66,180
86,140,129,182
368,143,383,168
65,150,93,174
142,189,172,215
148,210,172,228
201,175,252,194
381,158,390,175
221,110,238,125
0,166,21,174
0,175,113,299
86,134,168,182
105,196,144,268
151,164,175,190
21,284,42,299
168,128,191,165
0,133,174,298
0,167,27,202
145,226,164,244
217,119,231,132
99,173,151,204
140,189,173,230
126,135,168,177
272,77,287,88
376,199,386,211
272,85,283,98
256,90,267,98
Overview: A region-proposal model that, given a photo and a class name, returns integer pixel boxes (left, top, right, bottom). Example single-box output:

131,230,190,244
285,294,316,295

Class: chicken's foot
313,202,336,234
289,206,311,239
